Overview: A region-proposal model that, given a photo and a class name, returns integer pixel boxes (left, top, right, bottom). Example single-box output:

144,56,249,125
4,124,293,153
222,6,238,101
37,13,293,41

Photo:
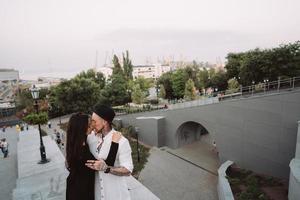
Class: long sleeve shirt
87,129,133,200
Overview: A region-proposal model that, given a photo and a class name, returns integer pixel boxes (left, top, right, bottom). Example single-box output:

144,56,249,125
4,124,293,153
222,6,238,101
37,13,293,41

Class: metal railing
116,76,300,115
217,76,300,101
115,105,167,116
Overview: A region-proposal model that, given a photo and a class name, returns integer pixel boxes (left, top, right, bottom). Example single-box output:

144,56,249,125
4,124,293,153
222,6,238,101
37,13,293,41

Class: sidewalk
139,147,218,200
13,128,68,200
42,116,69,156
0,127,18,200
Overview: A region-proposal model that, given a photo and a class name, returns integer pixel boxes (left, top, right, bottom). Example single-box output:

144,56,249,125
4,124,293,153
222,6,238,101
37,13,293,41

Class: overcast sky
0,0,299,80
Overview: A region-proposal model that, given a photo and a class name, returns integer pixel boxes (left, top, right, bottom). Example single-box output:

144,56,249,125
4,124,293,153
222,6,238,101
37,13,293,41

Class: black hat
93,104,115,123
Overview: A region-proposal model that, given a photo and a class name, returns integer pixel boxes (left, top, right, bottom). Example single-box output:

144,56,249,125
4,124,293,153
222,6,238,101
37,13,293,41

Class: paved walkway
139,147,218,200
0,127,18,200
163,141,220,175
13,129,68,200
42,115,70,156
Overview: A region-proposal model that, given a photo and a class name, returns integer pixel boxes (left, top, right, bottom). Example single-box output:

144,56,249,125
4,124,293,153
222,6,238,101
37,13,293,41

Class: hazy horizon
1,0,299,80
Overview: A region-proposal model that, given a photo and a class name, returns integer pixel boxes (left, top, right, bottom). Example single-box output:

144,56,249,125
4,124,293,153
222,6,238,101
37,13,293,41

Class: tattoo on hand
109,167,131,176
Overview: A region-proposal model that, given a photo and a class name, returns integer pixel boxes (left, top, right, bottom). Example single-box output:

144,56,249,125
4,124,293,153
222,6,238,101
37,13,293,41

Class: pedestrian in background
1,138,9,158
48,121,52,129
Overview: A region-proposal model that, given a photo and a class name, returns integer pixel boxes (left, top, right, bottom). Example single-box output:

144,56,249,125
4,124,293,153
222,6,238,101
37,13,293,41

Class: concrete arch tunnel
176,121,211,147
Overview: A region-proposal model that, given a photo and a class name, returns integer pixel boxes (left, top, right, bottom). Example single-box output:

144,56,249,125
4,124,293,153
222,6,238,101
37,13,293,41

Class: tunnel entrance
177,121,210,147
173,121,219,173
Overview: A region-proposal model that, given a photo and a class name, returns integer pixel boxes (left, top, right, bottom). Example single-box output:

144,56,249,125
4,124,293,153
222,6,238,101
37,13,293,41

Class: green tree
224,41,300,85
159,84,166,99
16,88,49,113
15,89,33,111
261,41,300,80
107,54,130,105
227,78,240,93
122,50,133,81
49,78,101,115
210,70,228,91
225,53,244,80
184,65,200,89
171,69,188,98
23,112,48,125
110,73,129,105
239,49,265,85
197,68,210,91
76,69,106,89
131,84,146,104
112,55,123,75
158,72,174,99
184,79,197,100
98,85,112,106
131,77,152,97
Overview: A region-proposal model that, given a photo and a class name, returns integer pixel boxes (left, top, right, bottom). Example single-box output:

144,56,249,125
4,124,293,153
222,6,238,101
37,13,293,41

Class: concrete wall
136,116,165,147
217,160,234,200
118,89,300,178
288,121,300,200
295,121,300,159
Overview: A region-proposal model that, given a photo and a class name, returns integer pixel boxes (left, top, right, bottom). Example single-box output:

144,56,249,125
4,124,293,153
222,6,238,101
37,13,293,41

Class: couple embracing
66,104,133,200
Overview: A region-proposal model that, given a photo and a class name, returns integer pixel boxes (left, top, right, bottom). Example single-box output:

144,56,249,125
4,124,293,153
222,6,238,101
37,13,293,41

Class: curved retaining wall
289,159,300,200
288,121,300,200
217,160,234,200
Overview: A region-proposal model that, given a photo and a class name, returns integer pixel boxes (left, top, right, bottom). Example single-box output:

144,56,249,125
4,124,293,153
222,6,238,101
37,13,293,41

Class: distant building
97,60,223,80
97,66,113,79
133,64,171,79
37,77,63,85
133,65,156,79
18,77,63,90
31,77,63,89
0,68,19,84
0,101,16,118
0,69,19,101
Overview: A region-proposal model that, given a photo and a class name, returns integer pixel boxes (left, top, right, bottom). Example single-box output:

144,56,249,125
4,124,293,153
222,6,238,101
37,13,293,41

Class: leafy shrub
23,112,48,125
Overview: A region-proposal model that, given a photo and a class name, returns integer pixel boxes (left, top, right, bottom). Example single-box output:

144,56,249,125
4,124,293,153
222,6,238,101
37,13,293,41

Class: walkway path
163,141,219,175
0,127,18,200
139,147,218,200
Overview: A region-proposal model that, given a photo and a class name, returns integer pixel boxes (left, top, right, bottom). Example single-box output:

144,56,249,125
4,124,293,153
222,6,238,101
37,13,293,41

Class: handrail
116,76,300,115
215,76,300,101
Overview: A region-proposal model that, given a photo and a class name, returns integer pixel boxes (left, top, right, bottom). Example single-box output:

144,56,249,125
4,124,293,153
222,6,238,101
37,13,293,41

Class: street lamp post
135,127,140,163
57,105,61,125
214,88,218,97
126,89,131,114
156,81,159,110
30,85,50,164
252,81,255,96
263,79,269,93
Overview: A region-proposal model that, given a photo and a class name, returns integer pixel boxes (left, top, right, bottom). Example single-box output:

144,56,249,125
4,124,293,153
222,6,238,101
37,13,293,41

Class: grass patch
119,126,150,178
129,138,150,178
227,166,287,200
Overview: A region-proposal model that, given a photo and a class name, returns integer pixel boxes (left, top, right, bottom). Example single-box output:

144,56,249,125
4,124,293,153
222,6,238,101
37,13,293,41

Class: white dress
87,130,133,200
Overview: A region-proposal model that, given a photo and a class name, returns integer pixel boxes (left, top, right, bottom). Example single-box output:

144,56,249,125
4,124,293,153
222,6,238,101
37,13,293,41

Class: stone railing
217,160,234,200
